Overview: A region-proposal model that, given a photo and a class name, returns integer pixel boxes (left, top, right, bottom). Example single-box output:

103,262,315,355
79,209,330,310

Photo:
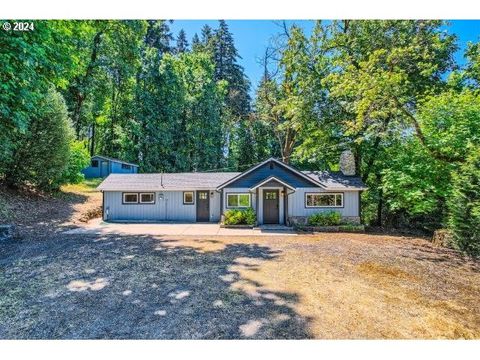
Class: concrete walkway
64,218,297,236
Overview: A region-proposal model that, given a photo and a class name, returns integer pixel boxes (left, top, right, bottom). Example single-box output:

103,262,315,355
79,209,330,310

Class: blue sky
169,20,480,93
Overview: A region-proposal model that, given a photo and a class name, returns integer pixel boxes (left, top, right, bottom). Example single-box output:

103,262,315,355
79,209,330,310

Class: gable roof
216,157,324,190
97,172,240,191
92,155,139,167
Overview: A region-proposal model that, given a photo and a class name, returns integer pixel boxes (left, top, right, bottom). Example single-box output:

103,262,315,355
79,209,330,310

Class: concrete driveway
64,218,297,236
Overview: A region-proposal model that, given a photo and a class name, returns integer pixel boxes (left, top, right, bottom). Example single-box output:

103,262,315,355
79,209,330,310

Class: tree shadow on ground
0,234,312,339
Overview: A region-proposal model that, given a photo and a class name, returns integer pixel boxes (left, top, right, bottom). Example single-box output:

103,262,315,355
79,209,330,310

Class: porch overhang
249,176,296,191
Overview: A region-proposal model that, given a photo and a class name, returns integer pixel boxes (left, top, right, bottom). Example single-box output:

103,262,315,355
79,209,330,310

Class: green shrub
4,88,73,191
307,211,342,226
224,207,256,225
338,224,365,232
447,149,480,256
60,140,90,184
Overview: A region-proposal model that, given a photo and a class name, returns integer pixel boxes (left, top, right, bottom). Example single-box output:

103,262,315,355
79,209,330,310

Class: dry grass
158,234,480,339
1,198,479,339
0,179,102,236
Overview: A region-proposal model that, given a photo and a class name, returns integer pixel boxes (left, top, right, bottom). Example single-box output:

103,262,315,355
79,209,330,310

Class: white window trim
139,192,155,204
305,192,343,208
183,191,195,205
226,193,251,208
123,192,139,204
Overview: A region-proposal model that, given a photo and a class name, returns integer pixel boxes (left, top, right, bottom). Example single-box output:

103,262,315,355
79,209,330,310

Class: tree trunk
353,143,362,178
89,122,95,156
376,172,383,226
70,30,104,140
362,117,392,182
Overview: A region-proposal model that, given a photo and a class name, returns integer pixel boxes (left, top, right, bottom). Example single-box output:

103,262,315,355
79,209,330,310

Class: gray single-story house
82,155,139,179
97,155,367,225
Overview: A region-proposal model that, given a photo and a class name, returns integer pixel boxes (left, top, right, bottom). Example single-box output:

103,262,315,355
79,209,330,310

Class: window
265,191,277,200
140,193,155,204
123,193,138,204
121,163,131,170
91,160,99,168
183,191,194,205
199,192,208,200
305,193,343,208
227,193,251,208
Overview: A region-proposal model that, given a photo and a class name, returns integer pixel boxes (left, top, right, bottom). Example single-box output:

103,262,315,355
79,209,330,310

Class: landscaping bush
307,211,342,226
338,224,365,232
224,208,256,225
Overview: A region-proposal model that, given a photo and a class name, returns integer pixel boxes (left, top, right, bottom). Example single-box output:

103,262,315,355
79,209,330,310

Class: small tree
60,140,90,184
448,149,480,255
6,88,73,191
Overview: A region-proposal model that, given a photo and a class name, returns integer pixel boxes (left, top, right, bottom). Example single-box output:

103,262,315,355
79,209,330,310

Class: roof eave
323,187,368,191
249,176,296,191
92,155,139,167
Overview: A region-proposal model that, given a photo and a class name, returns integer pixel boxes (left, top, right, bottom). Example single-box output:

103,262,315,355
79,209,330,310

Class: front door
263,190,279,224
196,191,210,222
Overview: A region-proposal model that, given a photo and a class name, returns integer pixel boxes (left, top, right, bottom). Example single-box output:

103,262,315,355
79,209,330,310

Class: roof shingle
97,170,366,191
97,172,241,191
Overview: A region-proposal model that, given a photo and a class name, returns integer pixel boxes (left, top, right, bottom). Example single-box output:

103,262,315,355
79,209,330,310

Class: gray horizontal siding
104,190,219,222
288,188,360,217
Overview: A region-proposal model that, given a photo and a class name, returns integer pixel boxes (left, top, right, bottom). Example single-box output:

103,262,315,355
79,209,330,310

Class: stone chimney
340,150,356,176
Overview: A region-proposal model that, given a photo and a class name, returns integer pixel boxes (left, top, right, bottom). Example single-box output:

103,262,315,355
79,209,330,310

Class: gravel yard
1,232,479,339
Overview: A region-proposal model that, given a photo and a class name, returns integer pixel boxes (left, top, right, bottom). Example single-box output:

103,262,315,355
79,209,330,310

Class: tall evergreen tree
208,21,252,168
144,20,173,54
175,29,189,54
133,20,175,172
201,25,214,48
191,33,201,52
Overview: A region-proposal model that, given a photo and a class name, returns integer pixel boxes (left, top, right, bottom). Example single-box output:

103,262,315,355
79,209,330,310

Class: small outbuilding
82,155,139,179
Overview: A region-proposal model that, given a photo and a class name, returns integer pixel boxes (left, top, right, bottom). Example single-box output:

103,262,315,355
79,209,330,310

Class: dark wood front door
196,191,210,222
263,190,279,224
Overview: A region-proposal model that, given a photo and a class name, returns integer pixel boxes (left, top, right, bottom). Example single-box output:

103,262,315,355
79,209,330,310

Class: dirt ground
0,181,479,339
1,231,479,339
0,180,102,236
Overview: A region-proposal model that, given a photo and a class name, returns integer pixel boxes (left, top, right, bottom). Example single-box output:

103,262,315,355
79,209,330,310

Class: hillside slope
0,179,102,238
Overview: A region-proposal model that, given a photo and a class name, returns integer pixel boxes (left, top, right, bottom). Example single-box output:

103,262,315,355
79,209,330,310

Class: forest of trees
1,20,479,253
